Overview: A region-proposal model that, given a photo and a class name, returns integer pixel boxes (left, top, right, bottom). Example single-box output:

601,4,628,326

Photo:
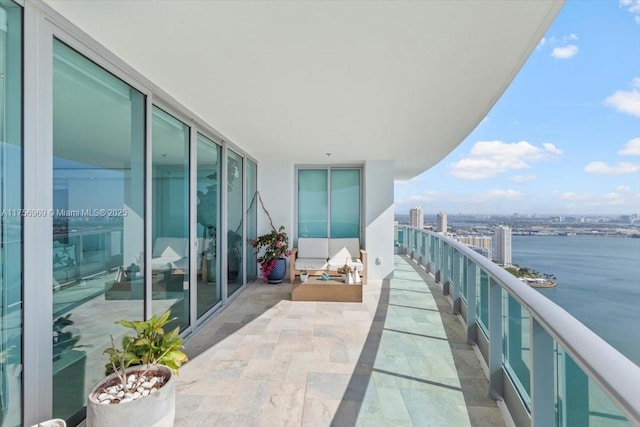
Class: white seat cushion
151,257,174,271
295,258,328,271
297,238,329,259
329,238,361,260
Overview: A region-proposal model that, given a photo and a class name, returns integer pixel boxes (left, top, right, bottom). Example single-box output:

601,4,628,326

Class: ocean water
511,235,640,365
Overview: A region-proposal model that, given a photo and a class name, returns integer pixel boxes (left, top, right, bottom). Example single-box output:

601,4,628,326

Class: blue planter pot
266,258,287,284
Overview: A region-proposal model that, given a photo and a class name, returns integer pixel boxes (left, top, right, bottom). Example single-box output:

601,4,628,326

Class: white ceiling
44,0,563,180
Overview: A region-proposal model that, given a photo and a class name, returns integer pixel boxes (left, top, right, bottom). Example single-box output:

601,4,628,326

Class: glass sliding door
330,169,360,238
0,2,22,425
245,160,257,281
226,150,243,296
297,169,328,238
52,39,145,422
297,168,361,238
196,134,221,318
151,106,190,331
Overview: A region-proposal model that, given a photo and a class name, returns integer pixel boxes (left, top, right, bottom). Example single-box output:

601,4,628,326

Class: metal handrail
399,226,640,424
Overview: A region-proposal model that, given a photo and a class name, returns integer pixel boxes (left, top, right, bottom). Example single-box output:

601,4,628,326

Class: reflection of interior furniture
289,237,367,284
53,229,120,286
150,236,204,282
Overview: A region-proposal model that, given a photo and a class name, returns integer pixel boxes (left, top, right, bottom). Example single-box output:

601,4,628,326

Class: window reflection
227,150,243,296
151,107,190,331
196,134,221,318
52,40,145,422
0,2,22,426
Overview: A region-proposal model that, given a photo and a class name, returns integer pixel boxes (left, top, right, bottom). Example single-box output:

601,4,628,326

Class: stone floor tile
175,256,505,427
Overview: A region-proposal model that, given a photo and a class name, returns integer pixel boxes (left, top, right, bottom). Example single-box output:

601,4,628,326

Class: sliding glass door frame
294,165,364,243
21,4,259,422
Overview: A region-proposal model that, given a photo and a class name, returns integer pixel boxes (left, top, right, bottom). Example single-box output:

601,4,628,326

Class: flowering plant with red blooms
250,225,291,282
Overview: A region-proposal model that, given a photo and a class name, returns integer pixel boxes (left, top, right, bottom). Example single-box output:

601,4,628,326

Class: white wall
256,161,295,239
257,159,395,281
364,160,394,280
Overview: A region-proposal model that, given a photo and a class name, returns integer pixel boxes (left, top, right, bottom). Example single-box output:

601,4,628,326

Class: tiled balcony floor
175,256,505,426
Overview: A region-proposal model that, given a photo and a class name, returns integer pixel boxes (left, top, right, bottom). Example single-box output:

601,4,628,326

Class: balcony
174,228,640,426
174,255,504,426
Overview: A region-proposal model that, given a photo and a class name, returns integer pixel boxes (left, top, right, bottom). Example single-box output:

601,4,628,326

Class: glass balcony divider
396,226,640,426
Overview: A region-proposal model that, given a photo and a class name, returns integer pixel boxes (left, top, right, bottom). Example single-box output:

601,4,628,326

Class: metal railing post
489,277,503,399
531,319,555,427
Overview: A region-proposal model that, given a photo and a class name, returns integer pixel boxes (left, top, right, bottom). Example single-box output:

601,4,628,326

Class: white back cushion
297,238,329,259
328,247,353,266
329,238,361,259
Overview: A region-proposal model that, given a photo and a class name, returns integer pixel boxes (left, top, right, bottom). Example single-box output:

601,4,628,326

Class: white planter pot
30,419,66,427
300,273,309,283
87,365,175,427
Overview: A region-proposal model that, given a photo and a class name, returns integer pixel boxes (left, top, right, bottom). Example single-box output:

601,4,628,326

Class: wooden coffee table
291,276,362,302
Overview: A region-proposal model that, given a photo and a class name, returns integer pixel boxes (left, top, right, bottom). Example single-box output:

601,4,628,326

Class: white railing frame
397,226,640,425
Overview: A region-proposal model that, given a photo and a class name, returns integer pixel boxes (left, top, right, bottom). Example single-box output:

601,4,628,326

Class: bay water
511,235,640,365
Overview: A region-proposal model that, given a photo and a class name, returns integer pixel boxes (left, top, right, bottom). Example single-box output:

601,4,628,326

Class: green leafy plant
104,311,188,390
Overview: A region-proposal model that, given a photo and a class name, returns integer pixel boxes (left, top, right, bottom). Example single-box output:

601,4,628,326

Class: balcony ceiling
44,0,563,180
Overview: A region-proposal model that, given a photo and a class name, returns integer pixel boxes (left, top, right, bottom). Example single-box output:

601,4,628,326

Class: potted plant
300,269,309,283
337,261,353,283
86,311,188,427
250,191,291,284
250,225,291,283
31,420,66,427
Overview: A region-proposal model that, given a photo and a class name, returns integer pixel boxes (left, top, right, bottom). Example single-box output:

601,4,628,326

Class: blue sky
394,1,640,216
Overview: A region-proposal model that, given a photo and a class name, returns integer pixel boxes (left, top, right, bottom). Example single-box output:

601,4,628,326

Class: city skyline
395,1,640,216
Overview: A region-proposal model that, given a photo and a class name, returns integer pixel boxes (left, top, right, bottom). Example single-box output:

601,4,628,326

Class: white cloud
394,191,443,206
604,79,640,117
542,142,563,155
557,192,590,202
619,138,640,155
510,174,538,183
551,44,579,59
449,140,563,180
619,0,640,24
584,161,640,175
556,186,640,212
536,37,546,50
475,190,526,202
563,33,579,42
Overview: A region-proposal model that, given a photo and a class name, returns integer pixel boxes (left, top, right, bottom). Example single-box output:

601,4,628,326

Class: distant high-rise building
455,236,492,260
495,225,512,266
409,207,424,229
436,212,447,233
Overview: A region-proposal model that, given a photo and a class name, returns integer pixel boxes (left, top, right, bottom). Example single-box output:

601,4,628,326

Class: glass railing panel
503,292,531,410
478,269,489,333
461,255,468,301
431,234,436,266
556,346,631,426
